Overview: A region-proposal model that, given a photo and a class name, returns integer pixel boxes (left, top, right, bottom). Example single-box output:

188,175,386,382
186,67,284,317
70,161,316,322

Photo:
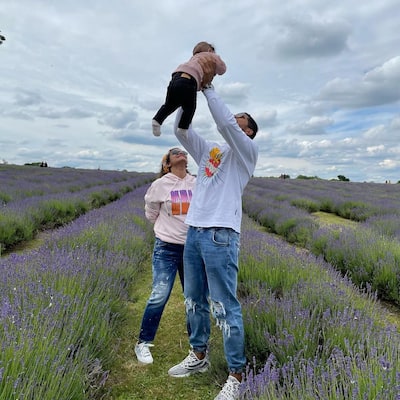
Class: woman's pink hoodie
145,172,196,244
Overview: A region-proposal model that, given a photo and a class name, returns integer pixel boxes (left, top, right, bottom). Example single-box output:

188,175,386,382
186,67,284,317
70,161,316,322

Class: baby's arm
199,53,227,87
214,54,226,75
198,54,215,86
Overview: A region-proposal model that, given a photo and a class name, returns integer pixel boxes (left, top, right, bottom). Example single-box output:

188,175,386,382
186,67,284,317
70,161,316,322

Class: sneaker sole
136,359,153,365
135,351,153,365
168,364,210,378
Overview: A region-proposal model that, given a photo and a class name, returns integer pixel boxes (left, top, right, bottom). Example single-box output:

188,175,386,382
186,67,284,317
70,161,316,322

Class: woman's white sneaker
135,342,154,364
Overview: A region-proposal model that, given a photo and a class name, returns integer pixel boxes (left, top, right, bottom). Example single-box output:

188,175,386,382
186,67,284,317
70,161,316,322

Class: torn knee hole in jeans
185,298,232,338
184,297,196,313
151,280,168,296
211,300,231,337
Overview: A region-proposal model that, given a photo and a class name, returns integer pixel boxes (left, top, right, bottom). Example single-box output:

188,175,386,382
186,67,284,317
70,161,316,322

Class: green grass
380,300,400,330
105,268,226,400
312,211,358,227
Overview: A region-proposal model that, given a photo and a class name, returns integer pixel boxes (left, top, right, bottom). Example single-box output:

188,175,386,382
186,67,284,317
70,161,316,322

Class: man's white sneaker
168,350,210,377
214,375,241,400
134,342,154,364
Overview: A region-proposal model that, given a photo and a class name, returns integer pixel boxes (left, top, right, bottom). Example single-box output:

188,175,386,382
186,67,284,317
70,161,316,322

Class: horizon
2,161,398,184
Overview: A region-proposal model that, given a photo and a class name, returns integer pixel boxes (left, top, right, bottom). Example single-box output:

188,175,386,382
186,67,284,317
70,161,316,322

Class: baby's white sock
152,119,161,137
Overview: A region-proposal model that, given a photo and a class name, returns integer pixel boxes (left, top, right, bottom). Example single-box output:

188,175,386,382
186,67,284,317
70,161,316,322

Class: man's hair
193,41,215,55
246,113,258,139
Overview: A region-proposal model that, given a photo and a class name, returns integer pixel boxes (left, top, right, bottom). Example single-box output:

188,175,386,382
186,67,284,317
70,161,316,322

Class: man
168,84,258,400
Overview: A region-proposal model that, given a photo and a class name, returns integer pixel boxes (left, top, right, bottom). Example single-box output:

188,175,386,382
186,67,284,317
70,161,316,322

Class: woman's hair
158,148,189,177
159,152,171,177
193,41,215,55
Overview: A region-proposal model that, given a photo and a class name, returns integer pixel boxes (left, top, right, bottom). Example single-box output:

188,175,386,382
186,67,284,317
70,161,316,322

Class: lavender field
239,215,400,399
1,167,400,399
243,177,400,305
0,165,155,253
0,182,154,399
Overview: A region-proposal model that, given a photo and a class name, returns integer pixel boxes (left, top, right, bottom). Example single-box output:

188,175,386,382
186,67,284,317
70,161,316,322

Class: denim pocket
212,228,229,246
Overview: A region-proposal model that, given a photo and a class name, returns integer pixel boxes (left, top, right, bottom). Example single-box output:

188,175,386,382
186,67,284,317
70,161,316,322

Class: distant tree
337,175,350,182
279,174,290,179
0,31,5,45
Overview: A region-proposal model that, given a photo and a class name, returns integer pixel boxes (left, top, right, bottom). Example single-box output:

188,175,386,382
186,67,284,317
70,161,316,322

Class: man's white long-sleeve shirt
174,88,258,233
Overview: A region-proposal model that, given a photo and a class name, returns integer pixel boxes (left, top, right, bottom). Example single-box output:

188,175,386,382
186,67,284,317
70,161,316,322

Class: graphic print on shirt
170,189,193,215
205,147,223,177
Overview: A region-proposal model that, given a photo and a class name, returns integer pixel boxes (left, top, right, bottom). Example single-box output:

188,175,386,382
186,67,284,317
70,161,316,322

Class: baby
152,41,226,136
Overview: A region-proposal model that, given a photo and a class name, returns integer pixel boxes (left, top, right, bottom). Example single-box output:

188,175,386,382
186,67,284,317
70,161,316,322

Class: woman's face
166,148,188,170
169,148,188,158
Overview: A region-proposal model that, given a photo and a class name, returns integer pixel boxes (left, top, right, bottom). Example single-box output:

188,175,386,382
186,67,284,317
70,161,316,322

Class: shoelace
220,378,239,397
182,351,199,367
139,343,154,357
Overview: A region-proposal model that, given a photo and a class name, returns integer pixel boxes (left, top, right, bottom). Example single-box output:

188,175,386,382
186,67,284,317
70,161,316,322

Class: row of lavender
1,176,399,398
0,165,155,253
0,165,147,202
243,178,400,305
0,185,154,399
238,215,400,399
247,177,400,223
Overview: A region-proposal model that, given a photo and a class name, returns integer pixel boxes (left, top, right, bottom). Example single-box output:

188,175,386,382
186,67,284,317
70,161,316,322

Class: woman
135,147,196,364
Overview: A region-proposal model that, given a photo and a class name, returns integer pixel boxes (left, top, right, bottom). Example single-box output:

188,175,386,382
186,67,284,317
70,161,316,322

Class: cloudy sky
1,1,399,182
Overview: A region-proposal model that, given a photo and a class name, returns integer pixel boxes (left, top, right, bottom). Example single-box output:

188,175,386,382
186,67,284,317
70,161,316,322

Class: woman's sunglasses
170,149,188,156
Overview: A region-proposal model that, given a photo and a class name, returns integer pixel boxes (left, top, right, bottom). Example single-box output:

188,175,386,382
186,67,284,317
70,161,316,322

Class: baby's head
193,41,215,55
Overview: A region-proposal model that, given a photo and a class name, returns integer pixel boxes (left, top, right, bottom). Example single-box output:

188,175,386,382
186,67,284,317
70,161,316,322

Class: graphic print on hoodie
171,189,193,215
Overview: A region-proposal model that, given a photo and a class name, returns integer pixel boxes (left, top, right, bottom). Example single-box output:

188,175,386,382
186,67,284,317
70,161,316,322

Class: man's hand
202,83,214,91
198,53,216,88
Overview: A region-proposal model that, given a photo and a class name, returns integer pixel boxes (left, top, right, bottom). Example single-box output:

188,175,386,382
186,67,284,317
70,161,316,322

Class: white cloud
218,82,251,105
14,90,44,106
287,116,334,135
275,13,351,59
316,56,400,108
366,145,385,155
1,0,399,183
379,159,399,169
98,108,139,130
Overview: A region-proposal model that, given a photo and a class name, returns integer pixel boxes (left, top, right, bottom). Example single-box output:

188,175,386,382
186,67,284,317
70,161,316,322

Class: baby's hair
193,41,215,55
